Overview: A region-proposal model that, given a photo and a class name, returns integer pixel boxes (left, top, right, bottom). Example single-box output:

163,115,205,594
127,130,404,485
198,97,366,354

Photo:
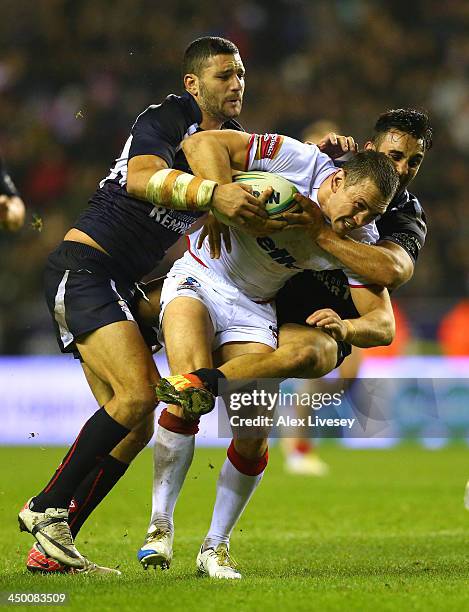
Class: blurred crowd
0,0,468,354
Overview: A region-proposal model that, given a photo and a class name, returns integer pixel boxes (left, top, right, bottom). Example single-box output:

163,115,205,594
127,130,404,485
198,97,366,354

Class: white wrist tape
146,169,217,211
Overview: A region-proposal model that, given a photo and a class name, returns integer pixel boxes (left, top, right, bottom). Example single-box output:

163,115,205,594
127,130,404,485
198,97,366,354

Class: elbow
384,261,413,291
182,132,204,158
381,315,396,346
126,177,138,197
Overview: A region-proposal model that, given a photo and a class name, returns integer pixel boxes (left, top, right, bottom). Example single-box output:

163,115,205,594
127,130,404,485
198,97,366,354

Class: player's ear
184,73,199,97
364,140,375,151
331,169,344,193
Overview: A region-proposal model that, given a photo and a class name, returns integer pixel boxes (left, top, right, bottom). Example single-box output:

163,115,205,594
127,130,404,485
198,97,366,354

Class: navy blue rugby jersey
0,157,19,197
75,91,243,281
276,189,427,324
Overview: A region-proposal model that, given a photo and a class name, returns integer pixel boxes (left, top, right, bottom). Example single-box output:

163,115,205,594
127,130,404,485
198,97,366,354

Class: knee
235,438,268,460
289,336,337,377
115,385,158,421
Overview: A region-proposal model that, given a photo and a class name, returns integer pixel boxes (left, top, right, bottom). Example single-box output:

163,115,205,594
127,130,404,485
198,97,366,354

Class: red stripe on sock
69,468,104,529
227,440,268,476
43,426,85,493
158,408,199,435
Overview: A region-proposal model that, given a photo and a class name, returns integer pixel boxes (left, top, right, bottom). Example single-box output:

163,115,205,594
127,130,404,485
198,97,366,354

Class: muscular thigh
162,296,215,373
76,320,160,395
215,340,274,365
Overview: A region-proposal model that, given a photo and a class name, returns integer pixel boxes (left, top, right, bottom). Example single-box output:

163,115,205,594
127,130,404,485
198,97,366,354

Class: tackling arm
315,229,414,290
181,129,251,184
347,285,395,347
307,284,395,348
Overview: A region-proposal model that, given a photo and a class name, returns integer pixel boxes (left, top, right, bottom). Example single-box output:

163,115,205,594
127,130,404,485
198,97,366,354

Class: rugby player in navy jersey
0,157,25,232
19,35,289,574
277,109,431,474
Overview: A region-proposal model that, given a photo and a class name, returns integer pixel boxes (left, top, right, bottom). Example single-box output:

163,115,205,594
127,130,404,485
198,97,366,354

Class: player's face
196,54,245,121
367,130,425,193
326,175,388,236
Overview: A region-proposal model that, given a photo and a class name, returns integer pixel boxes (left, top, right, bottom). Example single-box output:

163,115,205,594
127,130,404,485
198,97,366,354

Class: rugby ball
213,171,299,226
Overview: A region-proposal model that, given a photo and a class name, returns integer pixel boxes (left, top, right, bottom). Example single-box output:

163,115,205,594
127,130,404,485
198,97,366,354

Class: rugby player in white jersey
137,130,399,578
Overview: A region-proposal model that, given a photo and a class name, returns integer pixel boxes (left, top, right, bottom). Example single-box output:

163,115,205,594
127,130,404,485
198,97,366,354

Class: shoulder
133,93,202,131
388,190,426,220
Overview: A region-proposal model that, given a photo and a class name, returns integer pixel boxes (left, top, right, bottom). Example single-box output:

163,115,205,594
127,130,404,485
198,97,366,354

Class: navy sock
191,368,226,396
68,455,128,539
32,408,129,512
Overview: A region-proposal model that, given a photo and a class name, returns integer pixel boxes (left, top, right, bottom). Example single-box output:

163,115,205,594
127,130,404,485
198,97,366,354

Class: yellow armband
145,169,217,211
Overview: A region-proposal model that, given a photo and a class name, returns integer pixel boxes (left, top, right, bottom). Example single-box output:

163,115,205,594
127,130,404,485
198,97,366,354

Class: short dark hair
373,108,433,151
342,150,399,210
182,37,239,77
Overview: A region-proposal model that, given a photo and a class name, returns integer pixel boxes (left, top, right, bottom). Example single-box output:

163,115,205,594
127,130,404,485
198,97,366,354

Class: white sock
203,457,264,550
149,425,195,534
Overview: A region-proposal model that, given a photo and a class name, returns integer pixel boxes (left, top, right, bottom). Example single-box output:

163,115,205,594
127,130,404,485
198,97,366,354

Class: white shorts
159,255,278,351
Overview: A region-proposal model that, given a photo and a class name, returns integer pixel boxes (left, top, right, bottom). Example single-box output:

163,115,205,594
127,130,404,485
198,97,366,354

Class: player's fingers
257,187,274,205
241,201,269,218
347,137,358,153
317,317,339,327
337,136,349,152
281,212,310,226
328,132,338,145
221,225,231,253
306,309,336,325
197,226,209,249
208,227,221,259
263,219,288,233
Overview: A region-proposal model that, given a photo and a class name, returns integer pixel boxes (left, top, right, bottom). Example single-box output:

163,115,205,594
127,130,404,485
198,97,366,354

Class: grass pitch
0,444,468,611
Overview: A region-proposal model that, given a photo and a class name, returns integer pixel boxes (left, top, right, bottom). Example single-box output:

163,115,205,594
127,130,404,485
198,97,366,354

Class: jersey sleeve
376,197,427,263
0,158,19,197
245,134,313,176
128,98,191,167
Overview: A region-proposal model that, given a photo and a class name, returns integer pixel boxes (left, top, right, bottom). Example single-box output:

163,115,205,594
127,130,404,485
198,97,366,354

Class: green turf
0,444,468,611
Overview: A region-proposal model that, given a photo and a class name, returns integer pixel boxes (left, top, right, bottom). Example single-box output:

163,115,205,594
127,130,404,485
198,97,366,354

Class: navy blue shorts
44,241,158,358
276,272,352,370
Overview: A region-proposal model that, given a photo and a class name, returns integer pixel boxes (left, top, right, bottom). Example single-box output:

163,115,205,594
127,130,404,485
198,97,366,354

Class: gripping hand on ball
211,183,268,225
282,194,325,239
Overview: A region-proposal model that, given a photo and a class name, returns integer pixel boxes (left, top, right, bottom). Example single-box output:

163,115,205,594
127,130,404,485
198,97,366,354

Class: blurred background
0,0,468,359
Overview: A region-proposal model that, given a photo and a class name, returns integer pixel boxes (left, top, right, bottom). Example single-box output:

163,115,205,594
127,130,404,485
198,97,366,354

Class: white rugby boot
27,543,121,576
137,526,173,570
196,543,241,580
18,500,85,568
285,451,329,476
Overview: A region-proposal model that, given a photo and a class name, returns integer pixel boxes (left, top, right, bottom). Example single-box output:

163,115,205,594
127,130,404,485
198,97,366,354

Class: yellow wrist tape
146,169,217,211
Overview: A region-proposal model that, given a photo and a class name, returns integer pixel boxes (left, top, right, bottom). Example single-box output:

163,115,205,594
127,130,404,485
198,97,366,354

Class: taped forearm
145,169,218,211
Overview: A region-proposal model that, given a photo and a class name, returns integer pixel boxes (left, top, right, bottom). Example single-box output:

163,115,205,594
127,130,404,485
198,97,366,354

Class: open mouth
343,219,356,230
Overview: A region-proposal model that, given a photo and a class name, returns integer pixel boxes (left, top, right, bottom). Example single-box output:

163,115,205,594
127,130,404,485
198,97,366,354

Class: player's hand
281,194,325,239
239,186,288,236
0,195,26,231
314,133,358,159
306,308,349,341
197,212,231,259
211,183,268,224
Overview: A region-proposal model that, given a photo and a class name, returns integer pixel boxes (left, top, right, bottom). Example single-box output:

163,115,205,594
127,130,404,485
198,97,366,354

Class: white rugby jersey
183,134,379,301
